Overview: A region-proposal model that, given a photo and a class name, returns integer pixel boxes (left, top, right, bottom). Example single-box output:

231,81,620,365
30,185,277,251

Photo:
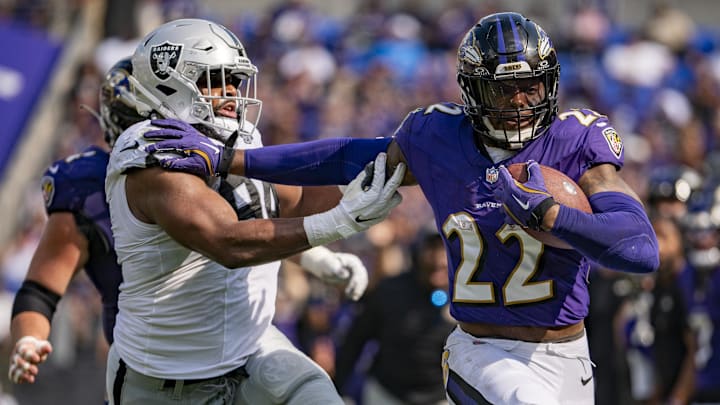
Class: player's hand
143,118,234,177
337,153,405,230
492,160,557,230
300,246,369,300
304,152,405,246
8,336,52,384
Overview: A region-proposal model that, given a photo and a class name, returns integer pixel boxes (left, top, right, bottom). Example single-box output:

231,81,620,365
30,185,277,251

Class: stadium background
1,0,720,403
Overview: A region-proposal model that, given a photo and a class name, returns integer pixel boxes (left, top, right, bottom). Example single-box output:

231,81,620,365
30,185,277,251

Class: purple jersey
40,146,121,343
678,265,720,393
393,103,624,327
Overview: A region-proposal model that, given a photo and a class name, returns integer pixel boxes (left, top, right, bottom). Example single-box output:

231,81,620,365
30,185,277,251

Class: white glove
8,336,52,384
303,152,405,246
300,246,369,301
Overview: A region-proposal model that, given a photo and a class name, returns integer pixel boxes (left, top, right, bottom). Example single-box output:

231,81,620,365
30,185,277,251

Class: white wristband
303,207,359,247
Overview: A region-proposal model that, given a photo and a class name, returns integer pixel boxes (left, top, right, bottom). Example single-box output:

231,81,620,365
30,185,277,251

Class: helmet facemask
459,66,558,149
186,63,262,144
456,12,560,150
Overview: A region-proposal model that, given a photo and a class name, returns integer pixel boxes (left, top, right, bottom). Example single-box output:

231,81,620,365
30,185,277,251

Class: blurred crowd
1,0,720,404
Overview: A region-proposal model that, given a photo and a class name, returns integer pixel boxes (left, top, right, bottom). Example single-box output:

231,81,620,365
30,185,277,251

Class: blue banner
0,21,61,175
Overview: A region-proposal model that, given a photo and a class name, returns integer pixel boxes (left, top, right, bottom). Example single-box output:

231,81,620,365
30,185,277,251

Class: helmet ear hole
156,85,177,96
456,12,560,149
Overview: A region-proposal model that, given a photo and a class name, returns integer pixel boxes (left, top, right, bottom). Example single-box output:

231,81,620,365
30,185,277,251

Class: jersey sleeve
392,107,423,165
581,112,624,170
41,167,78,213
41,148,107,214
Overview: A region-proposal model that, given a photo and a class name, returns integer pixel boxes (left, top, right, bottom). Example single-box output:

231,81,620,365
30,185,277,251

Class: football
506,163,592,249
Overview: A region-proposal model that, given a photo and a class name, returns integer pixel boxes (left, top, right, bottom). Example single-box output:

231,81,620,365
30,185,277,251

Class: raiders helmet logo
150,42,183,81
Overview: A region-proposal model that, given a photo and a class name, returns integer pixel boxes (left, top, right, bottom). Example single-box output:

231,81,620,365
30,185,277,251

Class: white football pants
443,326,594,405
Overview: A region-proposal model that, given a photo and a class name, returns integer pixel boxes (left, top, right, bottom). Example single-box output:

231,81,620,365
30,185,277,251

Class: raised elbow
599,234,659,273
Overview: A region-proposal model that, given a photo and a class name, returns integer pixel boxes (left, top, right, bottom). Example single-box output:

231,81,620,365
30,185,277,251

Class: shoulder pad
107,120,160,177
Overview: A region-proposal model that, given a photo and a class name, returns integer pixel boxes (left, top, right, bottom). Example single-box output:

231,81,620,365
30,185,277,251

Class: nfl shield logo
485,167,499,183
150,42,183,81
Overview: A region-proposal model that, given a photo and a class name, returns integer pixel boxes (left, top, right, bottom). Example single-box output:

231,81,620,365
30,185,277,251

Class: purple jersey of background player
41,145,121,343
393,103,623,327
678,265,720,394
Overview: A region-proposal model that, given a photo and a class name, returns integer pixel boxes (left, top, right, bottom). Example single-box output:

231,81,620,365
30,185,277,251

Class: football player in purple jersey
678,207,720,403
8,58,143,385
146,12,659,404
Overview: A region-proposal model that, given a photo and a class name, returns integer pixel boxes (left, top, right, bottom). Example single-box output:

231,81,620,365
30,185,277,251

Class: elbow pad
551,192,659,273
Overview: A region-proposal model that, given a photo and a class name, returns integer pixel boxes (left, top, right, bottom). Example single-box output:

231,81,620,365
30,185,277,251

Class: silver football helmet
130,18,261,143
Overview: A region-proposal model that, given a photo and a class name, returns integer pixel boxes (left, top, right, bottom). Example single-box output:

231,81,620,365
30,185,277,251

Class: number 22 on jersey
442,212,553,305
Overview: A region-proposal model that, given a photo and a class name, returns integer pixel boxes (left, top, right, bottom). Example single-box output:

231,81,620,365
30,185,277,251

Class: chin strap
225,130,239,148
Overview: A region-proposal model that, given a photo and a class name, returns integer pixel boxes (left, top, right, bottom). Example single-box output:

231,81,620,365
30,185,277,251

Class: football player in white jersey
8,56,375,404
104,19,405,405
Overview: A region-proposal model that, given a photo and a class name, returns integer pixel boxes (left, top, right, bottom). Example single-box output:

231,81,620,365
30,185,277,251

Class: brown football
506,163,592,249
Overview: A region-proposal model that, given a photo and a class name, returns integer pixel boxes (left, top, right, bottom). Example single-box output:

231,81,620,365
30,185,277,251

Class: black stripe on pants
113,358,128,405
446,368,493,405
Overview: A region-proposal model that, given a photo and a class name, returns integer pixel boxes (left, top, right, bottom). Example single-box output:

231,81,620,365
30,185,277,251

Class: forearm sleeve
551,192,659,273
244,137,392,185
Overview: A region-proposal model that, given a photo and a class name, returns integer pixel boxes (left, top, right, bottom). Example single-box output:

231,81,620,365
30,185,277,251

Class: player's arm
241,138,416,186
274,185,342,218
128,168,317,266
269,140,416,216
126,153,404,267
9,213,89,383
543,163,659,273
276,186,370,301
142,118,416,186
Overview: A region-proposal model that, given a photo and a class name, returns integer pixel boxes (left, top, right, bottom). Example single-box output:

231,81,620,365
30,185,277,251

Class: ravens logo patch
602,127,623,159
41,175,55,208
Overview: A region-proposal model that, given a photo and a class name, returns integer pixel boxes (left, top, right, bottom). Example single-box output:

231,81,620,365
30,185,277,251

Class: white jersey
106,121,280,379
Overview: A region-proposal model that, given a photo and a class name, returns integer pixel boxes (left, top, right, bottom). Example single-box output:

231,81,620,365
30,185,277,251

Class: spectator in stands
335,227,453,405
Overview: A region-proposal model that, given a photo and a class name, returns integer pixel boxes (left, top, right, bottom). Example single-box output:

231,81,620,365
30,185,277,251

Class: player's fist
303,153,405,246
9,336,52,384
493,160,557,230
300,246,369,300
